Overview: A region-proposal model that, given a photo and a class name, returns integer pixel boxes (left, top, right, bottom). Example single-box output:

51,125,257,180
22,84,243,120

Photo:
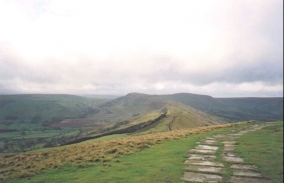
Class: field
235,121,283,183
0,121,282,182
0,123,236,181
0,94,108,153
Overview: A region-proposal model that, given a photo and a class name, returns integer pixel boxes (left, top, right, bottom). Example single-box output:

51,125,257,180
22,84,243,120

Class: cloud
0,0,283,97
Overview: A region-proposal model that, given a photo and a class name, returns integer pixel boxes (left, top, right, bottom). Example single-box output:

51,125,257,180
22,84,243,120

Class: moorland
0,92,282,182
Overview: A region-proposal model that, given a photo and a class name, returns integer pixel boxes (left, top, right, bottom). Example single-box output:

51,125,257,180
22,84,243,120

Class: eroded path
181,123,273,183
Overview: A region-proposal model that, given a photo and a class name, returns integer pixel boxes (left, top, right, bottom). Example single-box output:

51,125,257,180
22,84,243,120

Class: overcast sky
0,0,283,97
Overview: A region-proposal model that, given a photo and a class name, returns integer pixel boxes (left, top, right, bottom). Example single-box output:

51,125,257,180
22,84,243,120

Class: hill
0,94,108,153
163,93,283,122
0,92,282,153
0,94,107,129
62,93,225,144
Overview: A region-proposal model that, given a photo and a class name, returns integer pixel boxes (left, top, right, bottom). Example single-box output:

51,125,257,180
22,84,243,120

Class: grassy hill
163,93,283,122
0,94,107,129
0,92,282,153
1,121,282,182
0,123,236,181
0,94,108,153
78,93,226,138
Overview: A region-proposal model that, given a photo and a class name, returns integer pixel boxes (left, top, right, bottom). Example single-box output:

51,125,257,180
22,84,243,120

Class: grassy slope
164,93,283,122
5,127,230,183
0,94,108,153
1,124,236,182
86,93,169,124
134,104,224,135
235,121,283,183
0,94,107,128
3,122,282,182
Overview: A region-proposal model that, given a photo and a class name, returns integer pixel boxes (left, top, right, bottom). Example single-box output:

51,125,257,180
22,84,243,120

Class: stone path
181,123,273,183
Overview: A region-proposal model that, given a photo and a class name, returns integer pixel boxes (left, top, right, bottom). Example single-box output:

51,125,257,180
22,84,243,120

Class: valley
0,93,282,154
0,92,282,182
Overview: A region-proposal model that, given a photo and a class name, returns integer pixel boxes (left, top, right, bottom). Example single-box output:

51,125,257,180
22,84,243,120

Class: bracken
0,123,239,180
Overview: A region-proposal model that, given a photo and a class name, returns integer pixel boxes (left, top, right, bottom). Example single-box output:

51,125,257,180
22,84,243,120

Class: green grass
235,121,283,183
5,128,227,183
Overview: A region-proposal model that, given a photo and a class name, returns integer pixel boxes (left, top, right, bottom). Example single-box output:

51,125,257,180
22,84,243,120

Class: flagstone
229,176,272,183
189,149,216,154
187,154,216,161
196,145,219,150
233,169,262,177
230,164,258,170
181,172,222,183
185,165,226,174
223,156,244,163
184,160,224,167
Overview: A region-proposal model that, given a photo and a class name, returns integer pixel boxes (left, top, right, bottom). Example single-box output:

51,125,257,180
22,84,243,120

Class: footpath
180,123,273,183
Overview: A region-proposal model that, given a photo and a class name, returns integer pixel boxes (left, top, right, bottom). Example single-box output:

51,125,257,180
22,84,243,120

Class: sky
0,0,283,97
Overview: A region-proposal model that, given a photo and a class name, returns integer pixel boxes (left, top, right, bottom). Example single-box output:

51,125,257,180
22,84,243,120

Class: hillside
1,92,282,153
0,94,107,128
63,93,225,143
0,94,108,153
163,93,283,122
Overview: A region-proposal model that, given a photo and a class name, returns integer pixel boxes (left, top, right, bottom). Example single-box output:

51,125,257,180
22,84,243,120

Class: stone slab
213,134,227,138
222,141,237,145
189,149,216,154
205,137,215,140
230,164,258,170
223,146,236,152
181,171,222,183
223,156,244,163
187,154,216,161
230,134,243,136
229,176,271,183
184,160,224,167
203,139,218,145
185,165,226,174
233,169,262,177
223,152,236,157
196,145,219,150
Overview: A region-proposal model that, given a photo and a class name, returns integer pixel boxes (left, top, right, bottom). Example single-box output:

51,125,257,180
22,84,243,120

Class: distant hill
79,94,121,99
163,93,283,122
1,93,281,129
0,94,107,129
1,93,282,153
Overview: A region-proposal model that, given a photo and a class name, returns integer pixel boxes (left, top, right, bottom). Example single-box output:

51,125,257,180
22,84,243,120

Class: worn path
180,123,273,183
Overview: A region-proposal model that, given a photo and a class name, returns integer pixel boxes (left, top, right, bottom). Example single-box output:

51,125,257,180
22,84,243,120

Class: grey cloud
138,56,283,86
218,60,283,85
0,1,282,97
